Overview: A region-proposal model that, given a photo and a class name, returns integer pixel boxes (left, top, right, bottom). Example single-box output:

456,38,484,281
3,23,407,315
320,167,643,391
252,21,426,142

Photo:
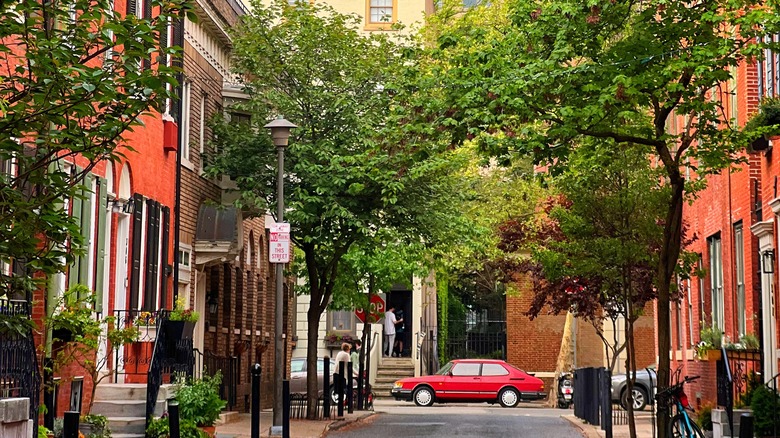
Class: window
758,34,780,99
367,0,395,26
675,300,683,350
290,359,305,373
199,93,207,172
481,363,509,376
178,245,191,269
181,81,192,162
708,234,725,331
69,378,83,412
329,310,353,333
229,112,251,125
451,363,481,376
687,278,694,347
698,254,705,338
734,223,746,336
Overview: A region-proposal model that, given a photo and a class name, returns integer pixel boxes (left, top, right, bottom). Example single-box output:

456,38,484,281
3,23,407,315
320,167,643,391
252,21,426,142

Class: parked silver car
290,357,336,395
610,368,656,411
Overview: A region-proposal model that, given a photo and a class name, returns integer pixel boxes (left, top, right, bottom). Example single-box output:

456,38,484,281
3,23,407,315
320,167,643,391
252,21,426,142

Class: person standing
383,307,403,357
350,340,362,377
334,342,351,397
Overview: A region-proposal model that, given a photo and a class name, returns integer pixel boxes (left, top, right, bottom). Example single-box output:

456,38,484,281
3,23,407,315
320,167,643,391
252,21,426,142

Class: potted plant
146,413,205,438
695,402,714,438
745,96,780,151
79,414,110,438
694,322,722,361
165,297,199,343
751,385,780,438
176,372,226,437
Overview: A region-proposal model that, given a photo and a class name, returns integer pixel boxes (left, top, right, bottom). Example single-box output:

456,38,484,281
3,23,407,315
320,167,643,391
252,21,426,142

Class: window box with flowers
694,322,723,361
134,311,158,341
324,332,354,349
164,298,199,352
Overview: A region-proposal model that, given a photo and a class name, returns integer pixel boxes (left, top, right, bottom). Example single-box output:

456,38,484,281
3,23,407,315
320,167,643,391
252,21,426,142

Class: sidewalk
215,405,376,438
562,412,656,438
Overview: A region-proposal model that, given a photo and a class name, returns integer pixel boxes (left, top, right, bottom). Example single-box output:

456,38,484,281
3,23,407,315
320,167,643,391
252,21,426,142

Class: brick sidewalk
215,408,375,438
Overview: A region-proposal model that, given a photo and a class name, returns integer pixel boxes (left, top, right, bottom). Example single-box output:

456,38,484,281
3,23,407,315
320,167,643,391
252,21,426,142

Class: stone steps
373,358,414,398
90,383,176,436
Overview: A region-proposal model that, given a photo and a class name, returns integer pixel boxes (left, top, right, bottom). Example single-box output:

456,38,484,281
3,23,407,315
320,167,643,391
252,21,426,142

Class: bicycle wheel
669,414,704,438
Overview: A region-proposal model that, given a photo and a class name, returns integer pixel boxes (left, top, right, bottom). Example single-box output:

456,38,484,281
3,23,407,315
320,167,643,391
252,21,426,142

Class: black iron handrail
0,328,40,438
113,309,164,381
145,311,195,428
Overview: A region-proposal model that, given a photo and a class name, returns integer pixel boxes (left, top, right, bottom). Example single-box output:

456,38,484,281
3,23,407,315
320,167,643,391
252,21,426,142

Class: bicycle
654,368,704,438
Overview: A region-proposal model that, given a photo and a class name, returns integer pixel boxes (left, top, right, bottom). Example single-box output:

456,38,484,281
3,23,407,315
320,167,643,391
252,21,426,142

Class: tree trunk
626,299,637,438
656,177,685,438
305,302,323,419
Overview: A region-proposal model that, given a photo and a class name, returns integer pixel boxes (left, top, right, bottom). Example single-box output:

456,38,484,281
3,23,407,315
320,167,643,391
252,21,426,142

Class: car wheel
329,385,340,405
413,386,435,407
498,387,520,408
621,387,648,411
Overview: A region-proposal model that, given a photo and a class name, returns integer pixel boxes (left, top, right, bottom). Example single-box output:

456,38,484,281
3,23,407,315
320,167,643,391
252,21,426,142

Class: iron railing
113,309,163,381
444,319,506,362
288,393,338,420
145,311,195,427
0,298,40,438
203,352,238,410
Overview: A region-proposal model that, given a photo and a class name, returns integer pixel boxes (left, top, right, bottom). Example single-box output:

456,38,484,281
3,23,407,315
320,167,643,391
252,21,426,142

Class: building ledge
769,196,780,214
750,219,774,239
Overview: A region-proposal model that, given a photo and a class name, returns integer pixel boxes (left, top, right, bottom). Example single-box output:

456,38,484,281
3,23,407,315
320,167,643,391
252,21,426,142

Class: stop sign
355,295,385,324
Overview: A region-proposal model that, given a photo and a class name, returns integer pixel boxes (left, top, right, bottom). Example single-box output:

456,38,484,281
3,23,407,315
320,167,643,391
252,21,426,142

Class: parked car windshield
436,361,454,375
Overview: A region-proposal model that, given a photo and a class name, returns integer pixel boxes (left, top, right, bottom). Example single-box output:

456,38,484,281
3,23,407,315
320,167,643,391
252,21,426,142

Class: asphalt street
326,401,584,438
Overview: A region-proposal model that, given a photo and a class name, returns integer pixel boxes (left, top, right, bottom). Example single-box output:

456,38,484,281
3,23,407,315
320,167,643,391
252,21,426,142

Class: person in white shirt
334,342,351,399
383,307,403,357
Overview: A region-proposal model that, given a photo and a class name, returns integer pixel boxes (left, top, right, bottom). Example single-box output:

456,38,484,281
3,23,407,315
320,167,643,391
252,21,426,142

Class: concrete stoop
90,383,176,437
373,357,414,398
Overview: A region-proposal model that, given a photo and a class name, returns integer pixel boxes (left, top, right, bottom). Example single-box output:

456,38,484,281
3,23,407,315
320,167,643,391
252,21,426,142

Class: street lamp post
264,117,297,436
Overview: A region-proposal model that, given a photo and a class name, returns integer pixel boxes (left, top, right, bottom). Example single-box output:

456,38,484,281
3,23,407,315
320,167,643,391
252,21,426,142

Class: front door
114,214,129,382
763,273,778,380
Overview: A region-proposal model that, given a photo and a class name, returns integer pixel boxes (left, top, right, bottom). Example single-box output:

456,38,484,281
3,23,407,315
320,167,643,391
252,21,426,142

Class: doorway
386,290,412,357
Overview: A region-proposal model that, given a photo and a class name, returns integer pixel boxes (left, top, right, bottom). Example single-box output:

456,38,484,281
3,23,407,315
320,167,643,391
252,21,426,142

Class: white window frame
708,235,725,332
328,310,354,333
734,223,746,337
181,80,192,166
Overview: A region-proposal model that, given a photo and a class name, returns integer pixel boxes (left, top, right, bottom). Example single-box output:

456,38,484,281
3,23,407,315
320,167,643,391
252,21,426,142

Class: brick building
176,0,294,411
673,54,780,406
506,274,657,391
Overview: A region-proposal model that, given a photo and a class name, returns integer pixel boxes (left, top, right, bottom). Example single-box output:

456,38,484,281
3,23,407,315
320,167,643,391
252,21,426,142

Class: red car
391,359,545,408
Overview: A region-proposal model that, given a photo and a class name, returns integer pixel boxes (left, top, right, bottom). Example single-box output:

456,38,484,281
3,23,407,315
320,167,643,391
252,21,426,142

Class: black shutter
160,206,170,309
142,200,159,311
129,193,144,311
171,19,183,68
127,0,137,17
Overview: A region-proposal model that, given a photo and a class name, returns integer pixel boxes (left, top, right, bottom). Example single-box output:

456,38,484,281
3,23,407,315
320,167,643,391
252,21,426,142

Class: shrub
695,402,714,431
176,372,226,427
146,414,205,438
751,385,780,437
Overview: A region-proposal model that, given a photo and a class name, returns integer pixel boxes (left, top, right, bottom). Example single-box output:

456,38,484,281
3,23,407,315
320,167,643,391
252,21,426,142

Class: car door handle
510,378,525,381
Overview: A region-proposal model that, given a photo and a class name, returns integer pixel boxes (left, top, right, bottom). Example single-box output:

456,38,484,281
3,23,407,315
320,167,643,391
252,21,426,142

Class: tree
0,0,191,300
500,142,671,438
412,1,780,434
214,0,472,418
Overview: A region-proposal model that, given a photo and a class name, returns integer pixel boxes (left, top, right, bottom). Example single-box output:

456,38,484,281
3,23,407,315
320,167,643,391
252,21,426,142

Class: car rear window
481,363,509,376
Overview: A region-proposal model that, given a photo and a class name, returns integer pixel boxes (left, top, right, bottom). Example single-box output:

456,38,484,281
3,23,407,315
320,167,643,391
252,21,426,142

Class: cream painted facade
293,272,438,382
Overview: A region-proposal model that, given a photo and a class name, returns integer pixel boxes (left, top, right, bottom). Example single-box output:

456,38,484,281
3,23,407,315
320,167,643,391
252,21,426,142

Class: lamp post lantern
264,116,297,435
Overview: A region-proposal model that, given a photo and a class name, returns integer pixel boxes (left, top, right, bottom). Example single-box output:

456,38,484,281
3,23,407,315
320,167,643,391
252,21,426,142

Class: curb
322,411,376,436
561,415,602,438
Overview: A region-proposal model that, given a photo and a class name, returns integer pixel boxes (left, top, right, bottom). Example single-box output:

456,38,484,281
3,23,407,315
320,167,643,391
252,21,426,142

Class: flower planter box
165,320,195,341
697,349,722,361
